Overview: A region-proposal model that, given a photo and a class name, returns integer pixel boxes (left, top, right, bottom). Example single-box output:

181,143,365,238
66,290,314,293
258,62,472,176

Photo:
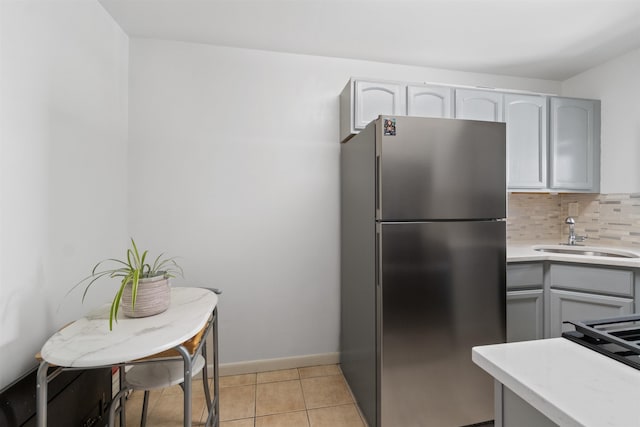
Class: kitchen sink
533,245,639,258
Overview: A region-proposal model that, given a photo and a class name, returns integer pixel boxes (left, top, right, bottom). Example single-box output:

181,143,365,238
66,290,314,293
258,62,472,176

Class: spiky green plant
71,238,183,330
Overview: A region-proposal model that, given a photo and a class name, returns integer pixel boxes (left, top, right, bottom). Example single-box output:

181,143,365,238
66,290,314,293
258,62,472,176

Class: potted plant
73,238,183,330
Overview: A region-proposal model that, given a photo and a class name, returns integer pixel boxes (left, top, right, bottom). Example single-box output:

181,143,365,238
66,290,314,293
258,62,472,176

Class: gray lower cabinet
504,260,637,426
506,263,544,342
501,385,558,427
549,289,633,337
507,261,638,339
548,262,635,337
507,290,544,342
549,262,634,297
506,263,544,290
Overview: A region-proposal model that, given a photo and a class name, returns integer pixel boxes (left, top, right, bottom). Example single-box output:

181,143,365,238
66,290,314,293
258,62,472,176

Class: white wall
561,48,640,194
0,0,129,389
128,38,560,365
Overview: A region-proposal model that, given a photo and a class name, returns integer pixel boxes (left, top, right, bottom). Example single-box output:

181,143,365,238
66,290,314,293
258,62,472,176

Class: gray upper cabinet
406,85,453,118
505,94,548,190
340,80,600,192
454,89,504,122
549,97,601,192
354,80,405,129
340,79,405,142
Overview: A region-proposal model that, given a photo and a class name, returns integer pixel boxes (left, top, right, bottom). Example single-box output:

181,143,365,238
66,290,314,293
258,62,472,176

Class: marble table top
40,287,218,368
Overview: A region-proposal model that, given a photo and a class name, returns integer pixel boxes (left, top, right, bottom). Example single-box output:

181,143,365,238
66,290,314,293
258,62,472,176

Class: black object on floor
0,365,111,427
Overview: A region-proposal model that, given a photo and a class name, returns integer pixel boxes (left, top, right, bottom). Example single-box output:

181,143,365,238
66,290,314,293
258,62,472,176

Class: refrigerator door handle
375,223,381,288
375,154,381,219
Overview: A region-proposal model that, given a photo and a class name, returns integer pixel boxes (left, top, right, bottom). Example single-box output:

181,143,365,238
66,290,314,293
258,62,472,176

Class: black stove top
562,314,640,371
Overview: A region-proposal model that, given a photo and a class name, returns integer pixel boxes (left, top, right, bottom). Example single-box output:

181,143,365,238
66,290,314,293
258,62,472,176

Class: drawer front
550,264,633,297
507,263,544,290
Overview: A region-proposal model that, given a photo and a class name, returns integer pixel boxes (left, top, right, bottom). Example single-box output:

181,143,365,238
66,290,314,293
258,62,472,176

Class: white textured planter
121,275,171,318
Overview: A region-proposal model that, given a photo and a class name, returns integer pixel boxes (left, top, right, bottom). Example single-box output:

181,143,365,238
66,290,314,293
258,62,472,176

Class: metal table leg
201,308,219,427
202,337,212,411
176,345,193,427
36,361,49,427
213,308,219,426
119,367,127,427
108,387,130,427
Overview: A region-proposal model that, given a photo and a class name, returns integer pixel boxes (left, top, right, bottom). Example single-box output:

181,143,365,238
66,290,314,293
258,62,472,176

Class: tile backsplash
507,193,640,248
506,194,562,241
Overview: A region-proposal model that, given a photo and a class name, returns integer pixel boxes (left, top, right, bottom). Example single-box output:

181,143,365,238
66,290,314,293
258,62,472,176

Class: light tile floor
123,364,367,427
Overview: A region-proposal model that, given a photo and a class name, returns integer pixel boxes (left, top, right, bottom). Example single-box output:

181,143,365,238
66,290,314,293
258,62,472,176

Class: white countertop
40,287,218,368
507,241,640,268
473,338,640,427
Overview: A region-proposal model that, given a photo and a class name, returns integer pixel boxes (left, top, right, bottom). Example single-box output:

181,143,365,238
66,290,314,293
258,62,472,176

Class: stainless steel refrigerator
340,116,506,427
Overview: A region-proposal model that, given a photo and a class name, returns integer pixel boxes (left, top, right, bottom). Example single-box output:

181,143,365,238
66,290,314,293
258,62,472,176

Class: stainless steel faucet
565,217,587,245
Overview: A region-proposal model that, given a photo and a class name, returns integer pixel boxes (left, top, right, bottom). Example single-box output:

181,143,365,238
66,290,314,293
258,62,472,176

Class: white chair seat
126,354,206,390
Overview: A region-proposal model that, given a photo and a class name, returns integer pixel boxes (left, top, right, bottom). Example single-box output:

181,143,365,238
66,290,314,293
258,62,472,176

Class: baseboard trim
207,352,340,376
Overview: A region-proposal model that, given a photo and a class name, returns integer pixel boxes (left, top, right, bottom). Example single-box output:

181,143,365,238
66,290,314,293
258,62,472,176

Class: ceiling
98,0,640,81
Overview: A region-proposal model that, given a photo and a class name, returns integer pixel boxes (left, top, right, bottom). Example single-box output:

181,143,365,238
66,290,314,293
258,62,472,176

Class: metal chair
118,345,210,426
109,287,221,427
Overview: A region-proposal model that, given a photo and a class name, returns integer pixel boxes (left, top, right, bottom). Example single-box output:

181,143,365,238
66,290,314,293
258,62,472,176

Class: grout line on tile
298,376,310,411
253,379,258,420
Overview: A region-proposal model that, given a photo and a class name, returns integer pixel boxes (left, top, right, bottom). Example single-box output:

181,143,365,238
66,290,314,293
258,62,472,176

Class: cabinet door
354,80,405,130
507,289,544,342
502,386,559,427
406,85,453,118
549,98,600,191
505,94,548,189
549,289,633,337
455,89,504,122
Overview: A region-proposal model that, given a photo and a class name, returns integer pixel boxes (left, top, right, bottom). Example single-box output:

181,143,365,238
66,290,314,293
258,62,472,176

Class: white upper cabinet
549,97,600,192
340,79,405,142
505,94,548,190
406,85,453,118
454,89,504,122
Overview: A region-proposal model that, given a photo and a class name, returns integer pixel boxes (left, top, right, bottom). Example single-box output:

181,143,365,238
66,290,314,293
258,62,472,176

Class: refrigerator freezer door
380,221,506,427
378,116,506,221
